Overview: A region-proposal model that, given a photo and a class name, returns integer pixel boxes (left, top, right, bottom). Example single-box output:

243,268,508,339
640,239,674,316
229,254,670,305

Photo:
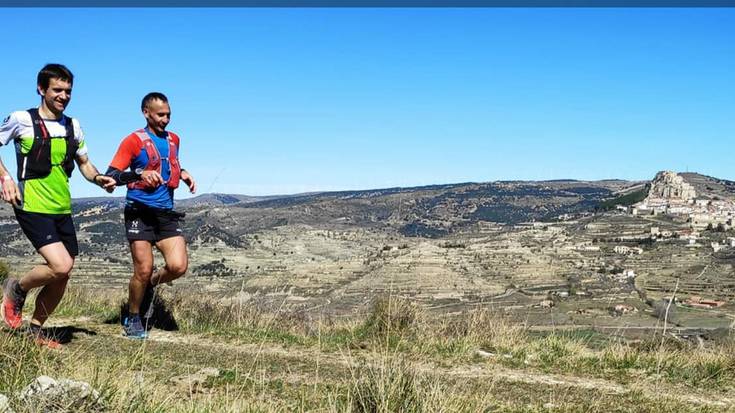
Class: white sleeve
0,112,20,146
72,118,88,156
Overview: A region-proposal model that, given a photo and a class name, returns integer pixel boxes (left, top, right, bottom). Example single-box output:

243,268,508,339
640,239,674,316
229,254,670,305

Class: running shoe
123,314,148,339
2,277,26,329
27,324,62,350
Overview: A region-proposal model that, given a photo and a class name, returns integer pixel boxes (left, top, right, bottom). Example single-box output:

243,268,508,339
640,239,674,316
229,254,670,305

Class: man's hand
94,174,117,193
76,154,118,193
181,170,196,194
141,170,164,188
1,176,22,207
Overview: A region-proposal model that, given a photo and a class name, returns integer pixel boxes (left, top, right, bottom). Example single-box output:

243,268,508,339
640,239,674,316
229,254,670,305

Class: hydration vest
127,129,181,190
17,108,78,181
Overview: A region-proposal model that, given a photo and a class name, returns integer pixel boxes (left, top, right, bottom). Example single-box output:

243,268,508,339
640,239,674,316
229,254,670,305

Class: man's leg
128,240,154,315
2,242,73,329
4,210,77,331
26,242,75,326
152,236,188,285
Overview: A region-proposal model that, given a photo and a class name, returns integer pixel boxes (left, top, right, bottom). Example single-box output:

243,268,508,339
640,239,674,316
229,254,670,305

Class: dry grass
0,285,733,412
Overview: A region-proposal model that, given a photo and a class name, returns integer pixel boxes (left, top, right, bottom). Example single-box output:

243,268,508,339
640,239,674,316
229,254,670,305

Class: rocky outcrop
19,376,103,412
647,171,697,201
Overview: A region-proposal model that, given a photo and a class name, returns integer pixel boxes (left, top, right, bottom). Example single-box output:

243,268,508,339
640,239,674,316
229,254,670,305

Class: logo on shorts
128,219,140,234
46,234,52,240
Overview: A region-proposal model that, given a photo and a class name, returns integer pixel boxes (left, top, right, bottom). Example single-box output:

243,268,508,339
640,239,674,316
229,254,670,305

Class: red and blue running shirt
109,128,180,210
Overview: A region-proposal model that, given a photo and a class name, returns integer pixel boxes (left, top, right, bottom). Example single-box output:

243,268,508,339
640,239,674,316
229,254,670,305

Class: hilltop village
631,171,735,231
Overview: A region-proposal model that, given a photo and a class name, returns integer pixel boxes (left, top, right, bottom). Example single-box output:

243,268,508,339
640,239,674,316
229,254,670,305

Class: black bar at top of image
1,0,734,6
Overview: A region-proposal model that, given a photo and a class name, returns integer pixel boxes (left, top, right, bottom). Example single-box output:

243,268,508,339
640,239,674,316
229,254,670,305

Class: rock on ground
0,393,13,413
19,375,103,412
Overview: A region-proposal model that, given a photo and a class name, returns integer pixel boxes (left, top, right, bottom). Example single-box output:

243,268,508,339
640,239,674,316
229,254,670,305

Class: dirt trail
56,317,734,409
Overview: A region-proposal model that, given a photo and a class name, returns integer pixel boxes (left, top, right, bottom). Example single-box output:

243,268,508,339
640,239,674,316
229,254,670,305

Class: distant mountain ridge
62,173,734,217
68,179,644,207
170,179,642,238
1,171,729,258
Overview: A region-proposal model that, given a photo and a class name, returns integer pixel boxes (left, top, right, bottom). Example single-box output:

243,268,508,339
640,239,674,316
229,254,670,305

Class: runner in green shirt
0,64,115,349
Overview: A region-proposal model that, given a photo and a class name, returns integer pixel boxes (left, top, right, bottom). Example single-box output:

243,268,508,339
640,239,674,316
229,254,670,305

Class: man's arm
106,133,163,188
174,136,196,194
106,166,164,188
0,157,21,206
0,113,22,206
105,166,141,186
75,153,116,192
180,169,196,194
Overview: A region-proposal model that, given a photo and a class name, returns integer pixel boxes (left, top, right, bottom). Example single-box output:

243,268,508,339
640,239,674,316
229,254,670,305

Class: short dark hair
141,92,168,111
37,64,74,93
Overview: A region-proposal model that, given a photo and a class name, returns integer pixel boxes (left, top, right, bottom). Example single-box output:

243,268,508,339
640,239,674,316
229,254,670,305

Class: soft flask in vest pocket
127,129,181,190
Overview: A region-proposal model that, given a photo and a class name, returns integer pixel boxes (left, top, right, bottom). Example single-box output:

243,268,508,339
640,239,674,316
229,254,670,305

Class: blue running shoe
123,314,148,339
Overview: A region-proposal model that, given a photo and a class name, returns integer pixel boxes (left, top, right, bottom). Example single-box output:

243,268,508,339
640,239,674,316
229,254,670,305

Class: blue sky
0,8,732,198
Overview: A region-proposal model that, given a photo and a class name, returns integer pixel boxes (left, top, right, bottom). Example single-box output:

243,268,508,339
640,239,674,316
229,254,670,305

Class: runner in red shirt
106,92,196,339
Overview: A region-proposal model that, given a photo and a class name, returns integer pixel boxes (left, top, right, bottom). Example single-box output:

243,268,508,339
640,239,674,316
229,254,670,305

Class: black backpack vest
17,108,78,181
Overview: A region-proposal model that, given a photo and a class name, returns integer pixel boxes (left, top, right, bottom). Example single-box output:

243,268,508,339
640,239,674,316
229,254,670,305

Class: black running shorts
14,209,79,256
124,204,184,242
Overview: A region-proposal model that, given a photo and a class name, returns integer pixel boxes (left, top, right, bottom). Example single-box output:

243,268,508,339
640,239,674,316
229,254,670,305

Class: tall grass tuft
444,309,528,350
349,356,422,413
424,309,529,360
0,332,52,394
359,295,422,341
52,286,121,322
